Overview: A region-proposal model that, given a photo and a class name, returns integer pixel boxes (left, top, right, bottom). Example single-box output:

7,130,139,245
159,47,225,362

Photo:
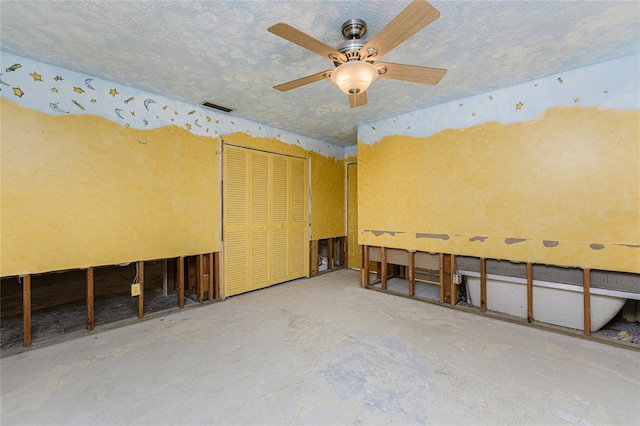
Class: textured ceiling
1,1,638,146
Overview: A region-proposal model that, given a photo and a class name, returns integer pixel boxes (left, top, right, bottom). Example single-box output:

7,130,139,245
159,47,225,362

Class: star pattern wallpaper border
0,51,345,160
358,54,639,145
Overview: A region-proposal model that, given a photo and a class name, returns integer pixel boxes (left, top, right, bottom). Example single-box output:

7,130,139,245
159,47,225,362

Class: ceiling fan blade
349,91,368,109
360,0,440,61
273,70,332,92
268,23,345,62
375,62,446,85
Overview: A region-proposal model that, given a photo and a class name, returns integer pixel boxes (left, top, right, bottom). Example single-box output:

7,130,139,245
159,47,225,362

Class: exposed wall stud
197,254,205,303
408,250,415,296
328,238,334,270
363,245,370,287
380,247,388,290
360,245,365,286
213,252,221,300
450,254,457,306
309,240,319,276
137,261,144,319
87,267,94,331
23,274,31,347
208,253,215,301
583,268,591,336
439,253,445,303
177,256,185,309
526,262,533,323
476,258,485,312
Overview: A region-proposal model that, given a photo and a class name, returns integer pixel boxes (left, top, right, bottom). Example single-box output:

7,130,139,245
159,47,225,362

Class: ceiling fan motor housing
341,19,367,39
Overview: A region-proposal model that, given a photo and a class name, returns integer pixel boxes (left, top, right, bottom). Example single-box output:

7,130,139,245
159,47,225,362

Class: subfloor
1,269,638,425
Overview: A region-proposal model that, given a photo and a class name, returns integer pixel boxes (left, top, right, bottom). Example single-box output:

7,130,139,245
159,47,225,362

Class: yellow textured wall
196,132,346,240
358,107,640,273
1,99,220,276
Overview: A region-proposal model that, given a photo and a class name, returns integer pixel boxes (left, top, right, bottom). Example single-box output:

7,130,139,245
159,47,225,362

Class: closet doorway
223,145,308,297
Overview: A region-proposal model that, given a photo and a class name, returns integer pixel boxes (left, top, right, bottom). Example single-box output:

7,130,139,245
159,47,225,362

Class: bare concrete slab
1,269,638,425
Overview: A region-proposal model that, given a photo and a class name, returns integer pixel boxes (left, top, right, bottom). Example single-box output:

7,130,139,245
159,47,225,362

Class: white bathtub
462,272,630,332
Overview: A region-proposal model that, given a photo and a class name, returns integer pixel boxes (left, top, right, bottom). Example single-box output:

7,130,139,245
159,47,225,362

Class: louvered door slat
289,157,308,280
272,154,290,282
250,151,270,290
224,146,250,296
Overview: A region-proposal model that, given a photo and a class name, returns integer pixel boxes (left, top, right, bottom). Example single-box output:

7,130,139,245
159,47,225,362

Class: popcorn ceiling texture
1,0,638,146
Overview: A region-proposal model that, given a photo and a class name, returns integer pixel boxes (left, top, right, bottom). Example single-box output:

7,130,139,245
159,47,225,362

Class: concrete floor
1,269,638,425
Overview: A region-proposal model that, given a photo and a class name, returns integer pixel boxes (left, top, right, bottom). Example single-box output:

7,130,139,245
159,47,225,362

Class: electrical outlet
131,283,141,296
453,274,462,285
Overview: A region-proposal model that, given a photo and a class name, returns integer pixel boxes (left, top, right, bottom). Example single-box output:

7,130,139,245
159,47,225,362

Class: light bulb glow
330,61,378,95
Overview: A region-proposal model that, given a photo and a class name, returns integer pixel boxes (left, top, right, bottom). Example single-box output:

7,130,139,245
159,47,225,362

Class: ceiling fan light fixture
330,60,378,95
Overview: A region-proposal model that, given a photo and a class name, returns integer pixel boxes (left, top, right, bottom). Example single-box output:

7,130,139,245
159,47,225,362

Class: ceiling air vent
201,101,234,113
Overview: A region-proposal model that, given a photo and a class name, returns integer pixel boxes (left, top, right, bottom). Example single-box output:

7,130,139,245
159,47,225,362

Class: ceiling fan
268,0,447,108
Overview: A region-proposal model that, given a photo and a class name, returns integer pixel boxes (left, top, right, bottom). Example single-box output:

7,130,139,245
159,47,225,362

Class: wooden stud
197,254,205,303
166,258,177,293
328,238,334,270
363,245,370,287
309,240,319,276
380,247,388,290
208,253,214,301
526,262,533,323
341,236,347,268
439,253,445,303
408,251,415,297
137,261,144,319
177,256,185,309
87,267,94,331
360,245,365,286
450,254,457,306
583,268,591,336
213,252,221,300
187,257,197,295
480,258,487,313
23,274,32,347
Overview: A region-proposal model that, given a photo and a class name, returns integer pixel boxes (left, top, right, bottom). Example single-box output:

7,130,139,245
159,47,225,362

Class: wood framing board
309,240,319,276
213,252,221,300
450,254,457,306
408,251,415,297
23,274,31,347
584,268,591,336
480,258,487,313
361,245,370,287
197,254,205,303
208,253,214,301
137,260,144,319
177,256,185,309
327,238,334,271
527,262,533,323
381,247,388,290
87,267,94,331
439,253,445,303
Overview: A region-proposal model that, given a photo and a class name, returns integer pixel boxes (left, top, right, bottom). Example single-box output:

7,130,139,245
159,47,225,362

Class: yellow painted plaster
221,132,346,240
1,99,220,276
358,107,640,273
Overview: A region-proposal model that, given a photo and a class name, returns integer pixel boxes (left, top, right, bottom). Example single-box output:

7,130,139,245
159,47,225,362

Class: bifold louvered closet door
223,145,308,297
